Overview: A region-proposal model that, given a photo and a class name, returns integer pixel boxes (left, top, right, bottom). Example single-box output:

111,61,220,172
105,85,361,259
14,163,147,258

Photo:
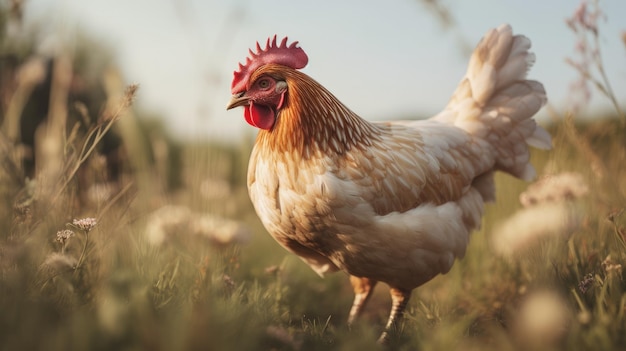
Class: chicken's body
227,25,551,342
248,89,489,288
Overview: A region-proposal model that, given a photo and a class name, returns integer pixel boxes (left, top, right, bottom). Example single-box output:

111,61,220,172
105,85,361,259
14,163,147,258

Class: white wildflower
145,205,192,246
514,290,571,345
190,214,250,246
493,203,579,256
145,206,250,247
520,172,588,207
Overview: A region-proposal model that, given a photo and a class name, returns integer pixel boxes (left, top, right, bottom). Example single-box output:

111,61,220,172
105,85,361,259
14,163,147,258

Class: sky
19,0,626,141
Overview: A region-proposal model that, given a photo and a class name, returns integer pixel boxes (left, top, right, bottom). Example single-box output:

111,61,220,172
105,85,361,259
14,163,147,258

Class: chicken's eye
257,78,271,90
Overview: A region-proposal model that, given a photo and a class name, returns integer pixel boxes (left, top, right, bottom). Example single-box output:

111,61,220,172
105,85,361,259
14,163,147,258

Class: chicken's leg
378,287,412,344
347,276,377,327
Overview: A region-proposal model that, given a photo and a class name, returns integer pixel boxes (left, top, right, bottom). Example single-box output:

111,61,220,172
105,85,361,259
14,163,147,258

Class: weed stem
75,231,89,271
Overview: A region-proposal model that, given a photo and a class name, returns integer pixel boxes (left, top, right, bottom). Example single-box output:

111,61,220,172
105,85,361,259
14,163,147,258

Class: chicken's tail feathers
434,24,551,181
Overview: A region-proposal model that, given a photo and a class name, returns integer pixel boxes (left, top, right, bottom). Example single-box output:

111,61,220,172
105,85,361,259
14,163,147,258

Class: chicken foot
347,276,378,326
348,276,412,343
378,287,411,344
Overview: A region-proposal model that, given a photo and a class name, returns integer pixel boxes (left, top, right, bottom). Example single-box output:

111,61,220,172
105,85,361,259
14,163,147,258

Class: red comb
231,36,309,94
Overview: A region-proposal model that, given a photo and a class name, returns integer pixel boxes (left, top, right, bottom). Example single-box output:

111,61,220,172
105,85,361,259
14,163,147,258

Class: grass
1,95,625,351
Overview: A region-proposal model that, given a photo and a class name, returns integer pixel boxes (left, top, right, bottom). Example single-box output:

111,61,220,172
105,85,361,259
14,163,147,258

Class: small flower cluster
564,0,606,112
55,229,75,246
493,172,588,257
566,1,603,36
578,273,595,294
72,217,97,232
45,217,97,271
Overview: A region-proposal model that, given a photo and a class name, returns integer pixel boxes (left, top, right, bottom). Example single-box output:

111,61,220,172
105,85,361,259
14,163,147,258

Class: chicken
226,25,551,342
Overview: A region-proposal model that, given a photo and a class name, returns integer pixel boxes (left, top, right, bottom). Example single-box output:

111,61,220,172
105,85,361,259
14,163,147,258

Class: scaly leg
378,287,412,344
347,275,377,327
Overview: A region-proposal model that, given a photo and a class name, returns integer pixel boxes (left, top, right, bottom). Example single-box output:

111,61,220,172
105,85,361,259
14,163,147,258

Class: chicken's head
226,36,308,130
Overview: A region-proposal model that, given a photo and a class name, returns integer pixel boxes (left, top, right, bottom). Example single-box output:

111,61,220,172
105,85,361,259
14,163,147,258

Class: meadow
3,99,625,351
1,2,626,351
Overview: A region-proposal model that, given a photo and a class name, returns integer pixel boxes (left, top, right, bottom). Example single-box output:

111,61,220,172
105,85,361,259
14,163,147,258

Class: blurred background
1,0,625,350
14,0,626,140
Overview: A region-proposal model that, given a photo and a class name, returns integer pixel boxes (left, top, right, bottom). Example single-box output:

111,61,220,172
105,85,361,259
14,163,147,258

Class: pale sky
20,0,626,141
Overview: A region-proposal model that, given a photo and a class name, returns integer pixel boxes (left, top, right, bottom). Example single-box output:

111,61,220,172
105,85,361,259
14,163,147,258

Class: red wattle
244,102,275,130
244,106,254,126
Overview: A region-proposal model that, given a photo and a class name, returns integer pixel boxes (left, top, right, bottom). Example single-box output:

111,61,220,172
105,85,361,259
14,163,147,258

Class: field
2,2,626,351
2,97,626,351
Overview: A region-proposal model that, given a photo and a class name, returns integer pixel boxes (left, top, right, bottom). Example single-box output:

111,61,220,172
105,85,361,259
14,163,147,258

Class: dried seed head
100,83,139,122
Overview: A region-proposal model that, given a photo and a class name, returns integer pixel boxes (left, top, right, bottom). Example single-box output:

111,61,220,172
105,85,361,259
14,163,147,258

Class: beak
226,92,250,110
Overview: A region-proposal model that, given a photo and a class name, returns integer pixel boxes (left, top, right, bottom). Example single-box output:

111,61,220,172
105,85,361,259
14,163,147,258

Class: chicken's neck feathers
256,70,380,159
